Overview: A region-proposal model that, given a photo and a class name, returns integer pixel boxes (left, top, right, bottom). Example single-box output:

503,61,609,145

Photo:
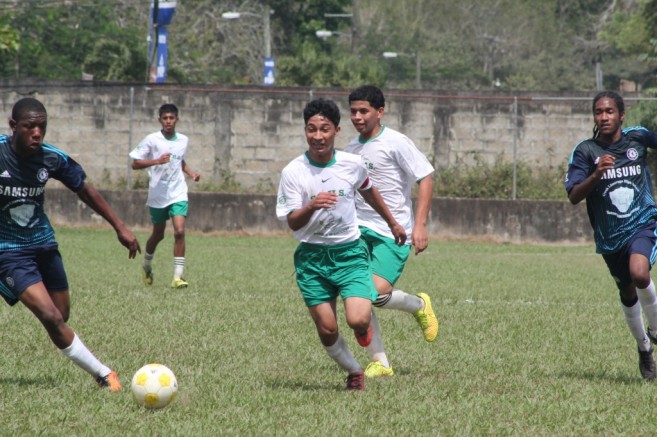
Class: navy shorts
0,244,68,306
602,222,657,290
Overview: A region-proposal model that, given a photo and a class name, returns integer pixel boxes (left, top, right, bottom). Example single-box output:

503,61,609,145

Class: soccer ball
131,364,178,409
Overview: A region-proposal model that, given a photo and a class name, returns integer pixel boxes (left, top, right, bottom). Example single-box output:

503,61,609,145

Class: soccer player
276,98,406,391
130,103,200,289
565,90,657,380
345,85,438,378
0,97,141,391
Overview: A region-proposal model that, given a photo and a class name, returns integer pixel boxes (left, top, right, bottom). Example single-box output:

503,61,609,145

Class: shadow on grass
557,370,641,385
0,376,58,387
266,378,379,392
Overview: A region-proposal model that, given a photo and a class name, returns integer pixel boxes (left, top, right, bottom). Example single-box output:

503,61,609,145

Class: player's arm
568,154,615,205
286,192,337,231
182,159,200,182
76,183,141,258
412,176,433,255
359,185,407,246
131,153,171,170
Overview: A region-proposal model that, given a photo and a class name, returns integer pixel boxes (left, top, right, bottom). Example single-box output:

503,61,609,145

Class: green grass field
2,228,657,436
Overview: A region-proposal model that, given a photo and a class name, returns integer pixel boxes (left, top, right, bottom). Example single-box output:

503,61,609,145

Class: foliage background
0,0,656,91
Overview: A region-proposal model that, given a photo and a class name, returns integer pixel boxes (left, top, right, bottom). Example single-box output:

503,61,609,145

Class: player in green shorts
346,86,439,378
129,104,200,289
277,98,406,391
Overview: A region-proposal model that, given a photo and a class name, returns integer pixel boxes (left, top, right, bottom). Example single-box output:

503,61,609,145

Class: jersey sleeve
276,167,302,221
50,154,87,192
395,136,435,182
626,126,657,149
564,144,592,194
129,136,152,160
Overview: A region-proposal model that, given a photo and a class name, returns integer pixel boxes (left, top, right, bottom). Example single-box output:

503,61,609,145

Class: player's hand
191,172,201,182
390,222,407,246
593,154,615,179
159,153,172,165
412,224,429,255
311,192,337,210
117,228,141,259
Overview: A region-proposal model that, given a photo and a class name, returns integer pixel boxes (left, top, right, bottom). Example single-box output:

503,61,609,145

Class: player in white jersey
277,98,406,390
129,104,200,289
346,86,438,378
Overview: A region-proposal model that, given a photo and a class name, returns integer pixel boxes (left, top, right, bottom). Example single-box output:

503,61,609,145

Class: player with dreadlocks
566,90,657,380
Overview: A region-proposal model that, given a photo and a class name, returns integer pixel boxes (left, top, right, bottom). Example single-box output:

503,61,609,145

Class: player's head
592,91,625,139
159,103,178,118
9,97,48,156
303,98,340,128
158,103,179,135
303,98,341,163
348,86,385,140
348,85,385,109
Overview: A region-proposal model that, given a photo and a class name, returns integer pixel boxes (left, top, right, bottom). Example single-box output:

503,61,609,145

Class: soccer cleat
364,361,394,378
354,324,373,347
345,371,365,391
96,370,122,392
647,328,657,345
142,266,153,286
171,278,189,289
638,348,656,381
413,292,439,342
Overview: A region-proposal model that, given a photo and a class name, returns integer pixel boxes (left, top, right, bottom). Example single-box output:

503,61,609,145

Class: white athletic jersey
276,150,372,245
345,126,434,242
129,131,190,208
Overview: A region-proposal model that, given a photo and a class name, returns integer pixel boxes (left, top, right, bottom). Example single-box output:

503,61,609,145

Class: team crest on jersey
626,148,639,161
37,168,48,183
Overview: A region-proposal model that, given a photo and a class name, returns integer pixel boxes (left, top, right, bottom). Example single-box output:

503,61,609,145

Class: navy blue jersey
0,134,86,250
565,126,657,253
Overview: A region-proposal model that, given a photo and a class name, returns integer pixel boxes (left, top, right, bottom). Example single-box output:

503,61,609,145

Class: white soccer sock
620,300,651,351
378,289,423,313
637,280,657,336
366,311,390,368
174,257,185,279
60,334,111,378
143,252,154,271
323,334,362,374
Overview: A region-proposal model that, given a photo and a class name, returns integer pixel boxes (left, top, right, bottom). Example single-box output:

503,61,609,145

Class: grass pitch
1,228,657,436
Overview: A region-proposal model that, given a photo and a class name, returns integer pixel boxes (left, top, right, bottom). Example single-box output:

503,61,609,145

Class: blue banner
264,57,275,86
155,27,169,83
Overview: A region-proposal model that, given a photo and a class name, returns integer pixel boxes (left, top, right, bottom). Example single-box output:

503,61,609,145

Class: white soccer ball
131,363,178,409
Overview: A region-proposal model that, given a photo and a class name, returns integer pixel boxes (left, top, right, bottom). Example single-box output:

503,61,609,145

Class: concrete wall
0,81,605,192
45,189,593,244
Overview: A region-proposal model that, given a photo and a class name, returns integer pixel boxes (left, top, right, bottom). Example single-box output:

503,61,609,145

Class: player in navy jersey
565,91,657,380
0,97,141,391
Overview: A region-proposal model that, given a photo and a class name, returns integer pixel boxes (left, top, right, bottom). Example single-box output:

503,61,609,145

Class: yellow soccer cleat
413,292,439,342
142,266,153,286
364,361,394,378
171,278,189,289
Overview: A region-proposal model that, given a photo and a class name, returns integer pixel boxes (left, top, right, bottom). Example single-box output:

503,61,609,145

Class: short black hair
159,103,178,117
303,98,340,127
12,97,46,121
592,91,624,114
348,85,385,109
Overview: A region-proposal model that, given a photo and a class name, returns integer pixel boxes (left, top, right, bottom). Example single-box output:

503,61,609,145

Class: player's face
9,110,47,157
159,112,178,136
305,114,340,163
594,97,624,142
350,100,383,140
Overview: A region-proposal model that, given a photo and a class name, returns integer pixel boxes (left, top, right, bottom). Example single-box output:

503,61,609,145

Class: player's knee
173,228,185,241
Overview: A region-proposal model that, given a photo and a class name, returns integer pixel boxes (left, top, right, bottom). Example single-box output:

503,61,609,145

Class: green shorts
149,201,188,225
294,239,377,307
359,226,410,286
